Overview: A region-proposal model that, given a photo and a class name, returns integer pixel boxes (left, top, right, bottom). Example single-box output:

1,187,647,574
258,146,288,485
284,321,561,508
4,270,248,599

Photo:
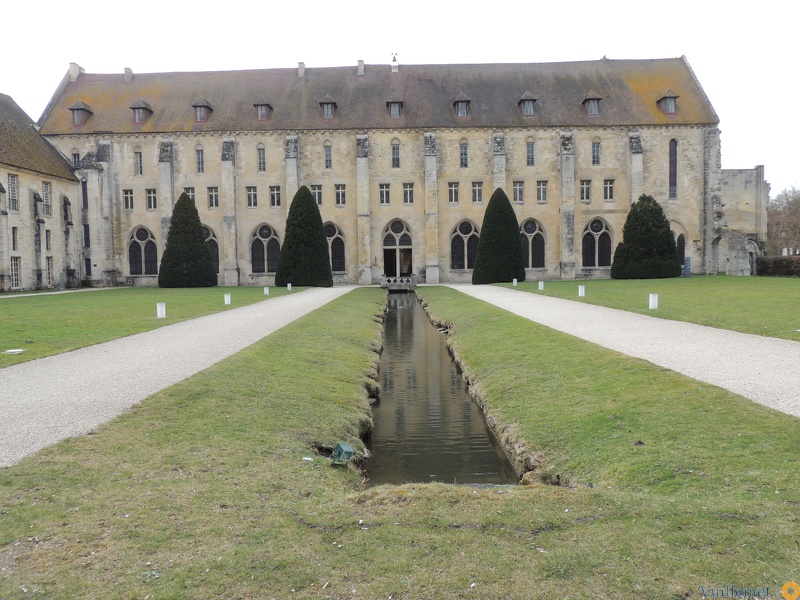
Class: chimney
358,60,365,75
124,67,134,83
298,62,305,77
391,54,399,73
68,62,84,82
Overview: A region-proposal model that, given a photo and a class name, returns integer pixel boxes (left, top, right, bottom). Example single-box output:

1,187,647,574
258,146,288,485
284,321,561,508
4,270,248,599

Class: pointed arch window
520,219,546,268
202,226,220,273
382,220,413,277
582,219,612,267
325,223,346,272
669,139,678,199
251,224,281,273
451,221,480,270
128,227,158,275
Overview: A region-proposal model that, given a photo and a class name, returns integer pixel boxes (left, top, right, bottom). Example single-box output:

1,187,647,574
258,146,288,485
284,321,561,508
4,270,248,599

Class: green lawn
1,283,798,598
499,275,800,340
0,286,300,367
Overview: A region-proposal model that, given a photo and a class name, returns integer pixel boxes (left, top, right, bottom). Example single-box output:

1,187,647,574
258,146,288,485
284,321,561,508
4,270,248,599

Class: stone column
703,127,722,274
628,132,643,205
221,138,239,286
157,141,175,248
96,142,117,284
559,132,576,279
284,135,299,203
492,132,506,192
356,134,372,285
423,131,440,284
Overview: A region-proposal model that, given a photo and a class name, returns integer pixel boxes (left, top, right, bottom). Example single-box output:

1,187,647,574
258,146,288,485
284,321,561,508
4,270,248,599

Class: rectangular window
84,258,92,277
335,184,346,206
72,153,80,167
81,179,88,209
537,181,548,204
257,147,266,172
587,99,599,116
270,186,281,207
604,179,615,201
10,256,21,289
146,189,157,210
459,143,468,168
42,182,52,216
311,184,322,205
184,187,195,203
123,189,134,210
379,183,390,205
195,106,206,122
12,226,18,251
448,182,459,204
208,187,219,208
592,142,600,166
580,180,591,202
46,229,52,251
324,145,332,169
73,110,83,125
134,151,143,175
46,256,54,287
513,181,524,203
389,102,401,118
196,149,205,173
8,174,18,211
472,181,483,203
391,144,400,168
665,97,676,114
526,141,535,166
134,108,144,123
257,104,268,120
521,99,535,116
403,183,414,205
83,224,90,248
456,101,468,117
322,103,334,119
246,186,258,207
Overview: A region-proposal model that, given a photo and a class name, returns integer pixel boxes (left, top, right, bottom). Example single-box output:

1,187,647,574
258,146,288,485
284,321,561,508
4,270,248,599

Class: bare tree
767,187,800,255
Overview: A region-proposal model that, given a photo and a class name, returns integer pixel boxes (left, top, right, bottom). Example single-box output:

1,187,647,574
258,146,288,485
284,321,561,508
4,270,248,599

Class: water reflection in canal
365,293,517,486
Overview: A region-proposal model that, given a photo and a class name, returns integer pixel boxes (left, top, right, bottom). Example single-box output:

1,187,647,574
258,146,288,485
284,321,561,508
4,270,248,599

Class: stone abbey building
1,57,768,290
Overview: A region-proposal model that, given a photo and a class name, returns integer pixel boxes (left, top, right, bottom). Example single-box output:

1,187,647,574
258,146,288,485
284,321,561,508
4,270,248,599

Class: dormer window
254,96,273,121
386,93,404,118
130,100,153,124
320,94,337,119
453,91,471,117
583,91,602,116
658,89,679,115
519,92,537,117
69,101,93,126
192,98,213,123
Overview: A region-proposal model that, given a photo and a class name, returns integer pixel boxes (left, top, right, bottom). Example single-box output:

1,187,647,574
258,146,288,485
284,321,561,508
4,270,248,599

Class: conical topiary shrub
610,194,682,279
472,187,526,284
275,185,333,287
158,192,217,288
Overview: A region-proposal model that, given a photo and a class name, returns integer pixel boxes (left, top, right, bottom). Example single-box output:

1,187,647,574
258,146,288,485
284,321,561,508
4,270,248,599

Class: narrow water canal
365,292,517,486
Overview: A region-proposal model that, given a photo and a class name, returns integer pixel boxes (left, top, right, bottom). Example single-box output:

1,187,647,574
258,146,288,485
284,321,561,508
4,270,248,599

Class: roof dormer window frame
658,89,679,115
320,94,337,120
192,98,213,123
69,101,93,127
583,91,602,117
453,91,471,118
386,93,404,118
254,96,273,121
130,100,153,125
519,92,537,117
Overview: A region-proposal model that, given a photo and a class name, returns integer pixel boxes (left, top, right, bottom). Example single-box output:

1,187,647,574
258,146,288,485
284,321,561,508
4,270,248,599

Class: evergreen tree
275,186,333,287
610,194,682,279
158,192,217,287
472,187,526,284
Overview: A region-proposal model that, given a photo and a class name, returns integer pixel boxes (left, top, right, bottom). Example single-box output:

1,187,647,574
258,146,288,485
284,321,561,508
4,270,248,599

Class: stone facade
1,58,770,290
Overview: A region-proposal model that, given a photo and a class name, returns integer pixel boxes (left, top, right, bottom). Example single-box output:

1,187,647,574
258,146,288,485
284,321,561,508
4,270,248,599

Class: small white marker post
287,283,292,291
156,302,166,319
512,278,518,286
538,281,544,291
224,293,231,305
263,286,270,295
578,285,585,297
649,293,659,309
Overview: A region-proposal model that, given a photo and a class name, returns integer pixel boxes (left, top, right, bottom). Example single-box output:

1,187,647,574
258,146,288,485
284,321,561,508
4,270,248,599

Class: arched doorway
383,220,412,277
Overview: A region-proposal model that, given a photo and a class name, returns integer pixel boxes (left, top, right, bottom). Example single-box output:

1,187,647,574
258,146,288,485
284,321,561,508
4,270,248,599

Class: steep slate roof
38,57,718,136
0,93,77,181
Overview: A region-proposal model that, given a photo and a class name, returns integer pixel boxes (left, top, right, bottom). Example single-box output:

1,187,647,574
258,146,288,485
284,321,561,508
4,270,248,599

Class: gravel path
0,286,355,467
446,284,800,419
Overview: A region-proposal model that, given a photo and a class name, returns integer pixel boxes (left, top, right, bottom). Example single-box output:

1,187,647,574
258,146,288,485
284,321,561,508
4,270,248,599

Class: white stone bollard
578,285,585,297
538,281,544,291
156,302,166,319
512,278,517,286
287,283,292,291
224,293,231,305
264,286,270,295
649,293,659,309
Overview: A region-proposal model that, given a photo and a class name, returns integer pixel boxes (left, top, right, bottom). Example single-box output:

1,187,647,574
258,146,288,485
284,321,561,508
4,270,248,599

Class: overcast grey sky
4,0,795,195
